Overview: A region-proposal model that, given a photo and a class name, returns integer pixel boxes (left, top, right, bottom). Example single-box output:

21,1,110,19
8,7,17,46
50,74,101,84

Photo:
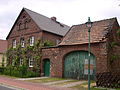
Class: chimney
51,17,57,21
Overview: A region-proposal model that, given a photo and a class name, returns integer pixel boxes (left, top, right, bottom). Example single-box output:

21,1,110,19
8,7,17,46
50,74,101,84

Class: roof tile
59,18,117,45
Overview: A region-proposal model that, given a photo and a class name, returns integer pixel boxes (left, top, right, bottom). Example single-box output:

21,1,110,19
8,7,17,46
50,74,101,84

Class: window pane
20,58,23,66
30,36,34,46
20,38,25,47
29,57,33,67
13,39,16,48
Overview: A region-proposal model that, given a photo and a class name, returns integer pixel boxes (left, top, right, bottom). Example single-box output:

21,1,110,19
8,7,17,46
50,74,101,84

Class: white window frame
12,39,16,48
30,36,34,46
20,58,23,66
29,57,33,67
20,38,25,47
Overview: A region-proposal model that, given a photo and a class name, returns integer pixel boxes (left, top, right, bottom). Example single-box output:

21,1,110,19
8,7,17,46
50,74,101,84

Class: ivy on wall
108,29,120,63
5,39,54,77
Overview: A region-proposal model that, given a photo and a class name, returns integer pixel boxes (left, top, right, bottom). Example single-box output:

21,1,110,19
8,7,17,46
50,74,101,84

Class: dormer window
12,39,16,48
30,36,34,46
20,38,25,47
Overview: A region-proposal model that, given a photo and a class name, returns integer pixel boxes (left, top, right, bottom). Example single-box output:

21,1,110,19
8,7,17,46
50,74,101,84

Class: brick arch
61,50,96,78
59,44,101,77
62,50,95,61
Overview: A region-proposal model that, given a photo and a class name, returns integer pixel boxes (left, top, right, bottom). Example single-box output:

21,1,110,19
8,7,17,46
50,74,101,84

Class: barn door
64,51,96,79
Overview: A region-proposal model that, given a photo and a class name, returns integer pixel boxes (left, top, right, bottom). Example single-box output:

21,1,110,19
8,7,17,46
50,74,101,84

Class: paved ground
0,85,15,90
16,77,48,81
0,76,73,90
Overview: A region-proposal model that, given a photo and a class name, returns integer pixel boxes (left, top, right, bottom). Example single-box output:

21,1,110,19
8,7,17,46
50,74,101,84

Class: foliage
117,29,120,37
5,39,54,77
2,65,38,77
110,55,119,63
0,67,4,74
2,55,5,67
43,40,54,47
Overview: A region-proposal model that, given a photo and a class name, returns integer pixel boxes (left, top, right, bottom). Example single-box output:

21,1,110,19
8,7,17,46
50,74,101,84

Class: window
24,21,28,29
29,57,33,67
20,38,25,47
56,39,61,45
30,36,34,46
20,58,23,66
12,39,16,48
12,60,15,66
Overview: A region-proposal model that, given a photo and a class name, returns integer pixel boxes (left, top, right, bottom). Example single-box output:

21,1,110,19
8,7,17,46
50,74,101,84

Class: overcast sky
0,0,120,40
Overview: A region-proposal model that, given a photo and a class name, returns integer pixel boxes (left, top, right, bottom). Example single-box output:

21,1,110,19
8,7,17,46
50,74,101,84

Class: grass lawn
27,77,68,83
53,79,80,86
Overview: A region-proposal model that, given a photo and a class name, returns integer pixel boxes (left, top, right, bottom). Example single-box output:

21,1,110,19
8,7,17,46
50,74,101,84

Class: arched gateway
64,51,96,80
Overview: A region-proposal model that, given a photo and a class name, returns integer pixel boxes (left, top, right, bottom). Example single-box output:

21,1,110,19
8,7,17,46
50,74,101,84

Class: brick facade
7,10,63,48
41,18,120,78
42,42,108,77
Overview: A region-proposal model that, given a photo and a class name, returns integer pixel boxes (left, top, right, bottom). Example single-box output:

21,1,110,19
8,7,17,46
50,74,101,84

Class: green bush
26,70,37,77
0,67,4,74
3,65,13,75
1,65,39,78
19,65,28,77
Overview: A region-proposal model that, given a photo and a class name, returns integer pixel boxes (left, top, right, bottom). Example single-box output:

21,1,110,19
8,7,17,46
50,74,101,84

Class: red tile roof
0,39,8,53
59,18,117,46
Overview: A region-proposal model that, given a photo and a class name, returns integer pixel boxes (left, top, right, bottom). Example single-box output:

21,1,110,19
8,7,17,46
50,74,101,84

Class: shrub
0,67,4,74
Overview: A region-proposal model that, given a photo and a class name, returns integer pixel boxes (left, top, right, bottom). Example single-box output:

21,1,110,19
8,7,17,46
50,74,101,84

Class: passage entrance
64,51,96,79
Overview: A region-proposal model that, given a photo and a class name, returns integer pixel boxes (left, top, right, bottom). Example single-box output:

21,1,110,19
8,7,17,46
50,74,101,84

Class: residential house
0,39,7,66
6,8,70,68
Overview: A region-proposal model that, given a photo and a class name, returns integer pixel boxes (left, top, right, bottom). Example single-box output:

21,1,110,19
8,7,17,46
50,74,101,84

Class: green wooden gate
64,51,96,80
44,59,50,76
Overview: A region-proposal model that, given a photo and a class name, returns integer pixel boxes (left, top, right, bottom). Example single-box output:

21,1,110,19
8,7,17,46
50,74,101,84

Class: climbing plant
5,39,54,77
108,29,120,63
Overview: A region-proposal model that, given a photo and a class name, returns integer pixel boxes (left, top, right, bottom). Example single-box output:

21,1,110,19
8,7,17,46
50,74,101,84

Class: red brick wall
42,42,108,77
107,20,120,74
42,31,63,45
7,10,42,48
7,10,63,48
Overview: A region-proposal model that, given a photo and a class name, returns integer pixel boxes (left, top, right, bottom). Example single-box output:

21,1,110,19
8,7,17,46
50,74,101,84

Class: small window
56,39,61,45
29,57,33,67
30,36,34,46
24,21,28,29
20,58,23,66
12,59,15,66
20,38,25,47
12,39,16,48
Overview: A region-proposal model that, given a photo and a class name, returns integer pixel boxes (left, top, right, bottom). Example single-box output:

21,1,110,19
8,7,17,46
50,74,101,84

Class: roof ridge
75,17,117,26
23,8,50,20
24,8,70,27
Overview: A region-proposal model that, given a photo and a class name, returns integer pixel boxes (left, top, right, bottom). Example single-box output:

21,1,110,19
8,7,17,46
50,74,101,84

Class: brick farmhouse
6,8,120,79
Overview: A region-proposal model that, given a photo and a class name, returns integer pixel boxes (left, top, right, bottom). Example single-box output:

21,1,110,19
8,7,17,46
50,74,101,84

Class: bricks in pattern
7,10,63,48
42,42,108,77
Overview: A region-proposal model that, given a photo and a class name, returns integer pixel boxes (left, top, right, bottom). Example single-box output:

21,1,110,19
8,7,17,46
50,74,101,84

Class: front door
44,59,50,76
